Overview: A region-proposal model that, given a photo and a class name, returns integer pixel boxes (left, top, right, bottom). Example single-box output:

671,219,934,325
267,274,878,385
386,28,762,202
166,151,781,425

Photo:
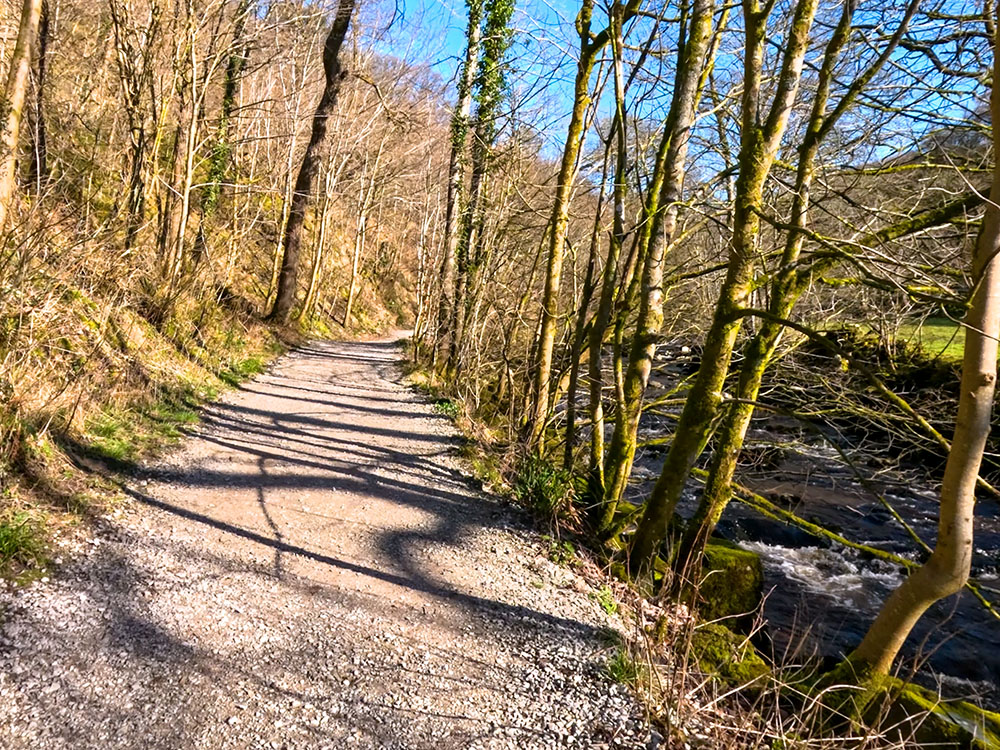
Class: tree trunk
0,0,44,235
585,3,629,501
202,0,251,213
846,17,1000,674
446,0,514,377
27,0,48,192
344,207,365,326
108,0,155,254
269,0,356,324
562,143,611,470
268,106,301,308
167,26,200,286
446,157,486,375
434,0,483,368
301,163,334,322
192,0,252,263
629,0,818,572
527,0,635,448
596,0,716,535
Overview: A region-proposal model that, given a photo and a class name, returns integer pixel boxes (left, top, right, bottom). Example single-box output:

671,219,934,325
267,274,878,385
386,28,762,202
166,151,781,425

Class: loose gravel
0,337,656,749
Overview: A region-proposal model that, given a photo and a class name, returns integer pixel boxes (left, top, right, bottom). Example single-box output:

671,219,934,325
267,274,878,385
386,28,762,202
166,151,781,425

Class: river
604,342,1000,707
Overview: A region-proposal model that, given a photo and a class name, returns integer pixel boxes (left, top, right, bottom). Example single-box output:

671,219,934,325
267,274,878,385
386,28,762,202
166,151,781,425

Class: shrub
513,455,576,523
0,510,47,574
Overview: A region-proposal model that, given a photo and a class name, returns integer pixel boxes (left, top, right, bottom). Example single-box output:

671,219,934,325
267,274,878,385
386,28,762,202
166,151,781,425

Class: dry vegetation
0,0,998,744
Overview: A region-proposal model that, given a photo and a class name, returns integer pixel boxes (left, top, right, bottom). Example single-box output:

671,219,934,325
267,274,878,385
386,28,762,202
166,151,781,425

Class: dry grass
0,268,288,582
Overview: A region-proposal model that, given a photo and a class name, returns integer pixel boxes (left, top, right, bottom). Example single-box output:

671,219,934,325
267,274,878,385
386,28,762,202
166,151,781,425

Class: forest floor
0,335,656,750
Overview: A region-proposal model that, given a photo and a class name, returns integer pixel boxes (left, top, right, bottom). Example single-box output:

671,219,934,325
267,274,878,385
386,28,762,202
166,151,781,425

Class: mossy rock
690,622,769,687
884,679,1000,749
698,540,763,628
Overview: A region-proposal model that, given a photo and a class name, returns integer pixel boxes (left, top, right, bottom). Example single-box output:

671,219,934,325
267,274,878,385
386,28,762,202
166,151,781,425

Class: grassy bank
0,286,290,583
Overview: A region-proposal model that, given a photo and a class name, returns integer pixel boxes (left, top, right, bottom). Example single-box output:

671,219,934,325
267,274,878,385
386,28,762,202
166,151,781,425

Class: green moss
698,540,764,628
690,622,769,686
887,680,1000,749
821,664,1000,748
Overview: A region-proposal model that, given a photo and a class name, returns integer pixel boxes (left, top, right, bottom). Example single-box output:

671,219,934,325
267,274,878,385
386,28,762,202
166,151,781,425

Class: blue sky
356,0,991,171
367,0,583,81
361,0,600,153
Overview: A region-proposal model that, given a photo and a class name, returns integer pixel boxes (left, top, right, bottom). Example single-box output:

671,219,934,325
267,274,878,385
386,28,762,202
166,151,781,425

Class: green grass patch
83,349,274,465
606,643,640,685
592,584,618,615
896,317,964,361
542,534,577,566
219,356,267,387
83,391,200,464
0,510,47,574
86,410,138,462
514,455,575,522
432,398,459,420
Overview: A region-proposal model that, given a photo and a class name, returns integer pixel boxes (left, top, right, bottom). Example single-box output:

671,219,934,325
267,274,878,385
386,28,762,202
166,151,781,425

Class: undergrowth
513,455,577,525
0,509,47,576
0,283,290,583
403,349,949,749
606,642,641,685
432,397,460,420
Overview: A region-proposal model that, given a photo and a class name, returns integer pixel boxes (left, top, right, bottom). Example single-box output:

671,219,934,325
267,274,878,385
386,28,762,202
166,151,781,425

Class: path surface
0,338,653,749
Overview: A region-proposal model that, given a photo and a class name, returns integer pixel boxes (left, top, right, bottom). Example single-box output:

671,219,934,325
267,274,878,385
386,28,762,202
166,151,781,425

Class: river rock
697,539,763,630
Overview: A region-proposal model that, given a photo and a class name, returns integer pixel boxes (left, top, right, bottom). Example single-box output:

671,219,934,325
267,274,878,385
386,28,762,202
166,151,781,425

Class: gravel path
0,337,655,749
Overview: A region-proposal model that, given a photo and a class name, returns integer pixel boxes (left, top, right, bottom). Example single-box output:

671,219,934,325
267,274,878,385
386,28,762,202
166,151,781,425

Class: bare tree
269,0,356,323
0,0,44,235
845,10,1000,677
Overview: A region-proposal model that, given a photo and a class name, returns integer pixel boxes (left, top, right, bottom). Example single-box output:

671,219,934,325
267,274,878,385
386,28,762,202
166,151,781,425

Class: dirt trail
0,337,653,749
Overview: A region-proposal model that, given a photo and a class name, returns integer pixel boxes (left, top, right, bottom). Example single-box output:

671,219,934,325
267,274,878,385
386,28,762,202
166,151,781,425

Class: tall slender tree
592,0,719,534
434,0,483,367
27,0,49,191
0,0,44,235
526,0,641,449
269,0,356,323
844,7,1000,678
447,0,516,375
629,0,820,570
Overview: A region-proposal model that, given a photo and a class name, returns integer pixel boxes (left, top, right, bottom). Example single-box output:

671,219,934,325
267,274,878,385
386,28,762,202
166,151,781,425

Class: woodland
0,0,999,744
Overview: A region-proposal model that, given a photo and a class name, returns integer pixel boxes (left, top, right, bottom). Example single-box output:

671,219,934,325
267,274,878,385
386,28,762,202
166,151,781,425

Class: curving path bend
0,337,654,749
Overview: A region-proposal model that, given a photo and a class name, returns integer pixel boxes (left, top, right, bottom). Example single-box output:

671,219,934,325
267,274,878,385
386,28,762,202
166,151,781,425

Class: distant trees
0,0,455,343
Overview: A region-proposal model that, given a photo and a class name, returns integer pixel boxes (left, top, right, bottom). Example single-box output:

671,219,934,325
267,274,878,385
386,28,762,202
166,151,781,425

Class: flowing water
601,343,1000,706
